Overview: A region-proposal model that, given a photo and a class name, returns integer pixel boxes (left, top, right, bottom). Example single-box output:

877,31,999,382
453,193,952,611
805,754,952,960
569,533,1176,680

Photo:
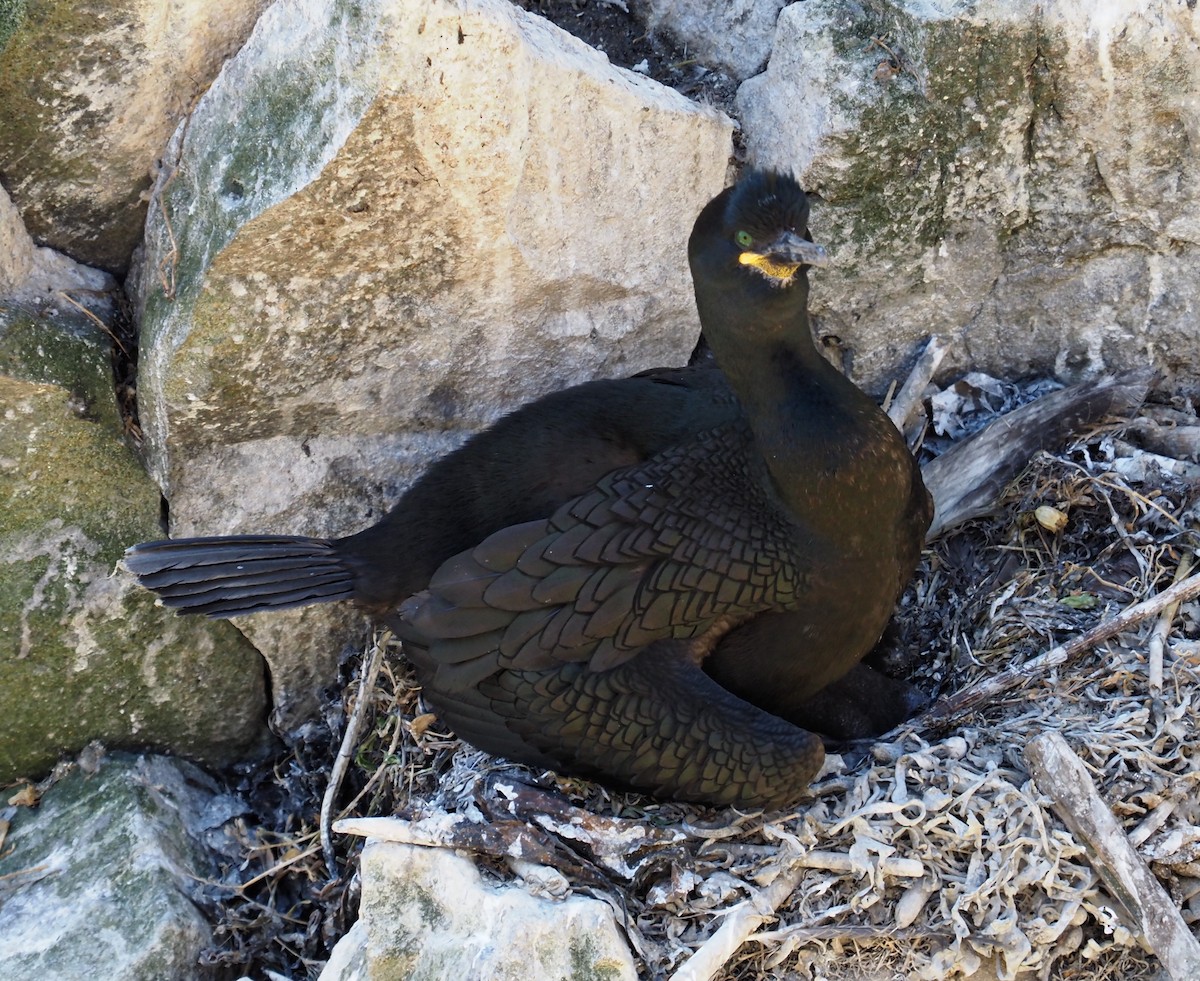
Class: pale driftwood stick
334,813,605,886
320,634,386,878
334,814,469,845
484,777,688,879
488,777,685,850
922,571,1200,730
887,335,949,434
668,863,805,981
1126,419,1200,463
668,850,925,981
1024,732,1200,981
1129,799,1178,849
751,923,953,945
921,369,1156,539
504,857,570,900
1148,553,1193,692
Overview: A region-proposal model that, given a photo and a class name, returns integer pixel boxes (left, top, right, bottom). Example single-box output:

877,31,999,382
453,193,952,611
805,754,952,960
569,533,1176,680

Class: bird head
689,170,829,293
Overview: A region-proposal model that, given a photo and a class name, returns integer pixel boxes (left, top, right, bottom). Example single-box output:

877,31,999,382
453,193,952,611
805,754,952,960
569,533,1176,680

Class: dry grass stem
320,633,387,878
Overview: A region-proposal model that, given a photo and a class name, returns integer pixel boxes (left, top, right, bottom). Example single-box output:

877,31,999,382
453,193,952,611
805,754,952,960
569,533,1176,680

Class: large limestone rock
323,840,638,981
131,0,733,724
0,0,270,272
0,753,246,980
738,0,1200,393
0,191,270,782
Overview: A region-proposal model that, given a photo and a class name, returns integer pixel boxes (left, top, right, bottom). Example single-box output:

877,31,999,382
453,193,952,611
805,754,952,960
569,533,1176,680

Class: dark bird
125,171,932,809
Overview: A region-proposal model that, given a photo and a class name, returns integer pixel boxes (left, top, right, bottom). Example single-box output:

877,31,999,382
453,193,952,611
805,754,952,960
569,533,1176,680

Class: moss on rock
0,305,271,782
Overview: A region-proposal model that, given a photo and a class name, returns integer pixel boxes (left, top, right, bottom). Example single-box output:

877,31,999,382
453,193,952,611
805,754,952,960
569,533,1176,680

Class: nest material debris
202,372,1200,981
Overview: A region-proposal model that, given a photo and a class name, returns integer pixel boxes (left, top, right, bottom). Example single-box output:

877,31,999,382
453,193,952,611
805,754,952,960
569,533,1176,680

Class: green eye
735,230,754,248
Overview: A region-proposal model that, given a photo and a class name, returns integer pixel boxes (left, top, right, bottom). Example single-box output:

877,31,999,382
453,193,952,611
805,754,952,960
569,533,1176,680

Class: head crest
725,170,810,236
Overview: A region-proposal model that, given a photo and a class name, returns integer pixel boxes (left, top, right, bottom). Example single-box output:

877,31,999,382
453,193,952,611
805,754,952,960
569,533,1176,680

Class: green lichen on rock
0,306,270,782
808,0,1045,258
0,305,119,426
0,0,27,50
0,307,143,542
136,0,384,472
567,935,629,981
149,98,462,455
363,874,439,978
0,0,148,269
140,0,379,321
357,841,636,979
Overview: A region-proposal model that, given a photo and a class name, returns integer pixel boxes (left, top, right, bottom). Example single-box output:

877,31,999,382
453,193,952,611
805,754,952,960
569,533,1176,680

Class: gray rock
0,197,270,782
319,920,370,981
0,186,112,306
0,753,246,980
633,0,788,80
322,840,637,981
0,0,270,272
738,0,1200,394
130,0,732,727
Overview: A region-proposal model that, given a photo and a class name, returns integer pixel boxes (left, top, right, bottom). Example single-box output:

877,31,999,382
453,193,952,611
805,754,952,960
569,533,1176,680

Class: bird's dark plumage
126,170,932,809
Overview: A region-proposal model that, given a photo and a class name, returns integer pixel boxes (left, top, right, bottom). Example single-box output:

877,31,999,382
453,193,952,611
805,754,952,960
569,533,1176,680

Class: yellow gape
738,249,802,284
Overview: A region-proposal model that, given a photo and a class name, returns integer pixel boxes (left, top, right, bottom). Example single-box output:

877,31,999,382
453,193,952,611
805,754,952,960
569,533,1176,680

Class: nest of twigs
201,377,1200,981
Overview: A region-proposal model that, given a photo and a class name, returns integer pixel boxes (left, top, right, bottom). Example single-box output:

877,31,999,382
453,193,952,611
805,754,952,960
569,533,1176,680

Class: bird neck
705,300,891,525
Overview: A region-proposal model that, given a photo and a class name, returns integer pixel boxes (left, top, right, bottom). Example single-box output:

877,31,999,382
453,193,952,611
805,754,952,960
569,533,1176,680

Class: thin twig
320,634,387,879
56,291,130,359
156,194,179,299
1059,460,1185,530
879,378,898,415
239,845,322,892
185,868,313,924
0,862,50,882
1148,552,1193,692
1128,799,1177,849
337,704,405,820
148,161,181,299
921,571,1200,729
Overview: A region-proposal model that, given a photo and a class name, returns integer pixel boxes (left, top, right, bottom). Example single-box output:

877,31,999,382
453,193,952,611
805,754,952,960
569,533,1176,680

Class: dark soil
512,0,740,112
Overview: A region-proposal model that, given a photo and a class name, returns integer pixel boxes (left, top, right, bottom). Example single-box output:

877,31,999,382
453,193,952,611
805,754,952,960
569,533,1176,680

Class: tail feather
124,535,359,618
136,556,345,592
151,570,354,617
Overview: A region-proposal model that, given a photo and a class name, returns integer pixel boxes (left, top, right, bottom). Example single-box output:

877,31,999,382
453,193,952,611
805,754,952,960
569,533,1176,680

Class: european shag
125,170,932,808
